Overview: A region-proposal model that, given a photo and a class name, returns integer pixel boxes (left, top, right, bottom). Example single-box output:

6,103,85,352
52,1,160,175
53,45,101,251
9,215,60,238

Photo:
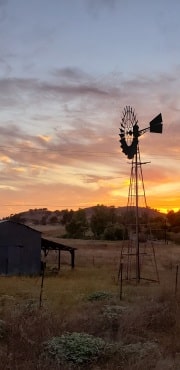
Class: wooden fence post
120,263,123,300
39,262,45,308
175,265,179,297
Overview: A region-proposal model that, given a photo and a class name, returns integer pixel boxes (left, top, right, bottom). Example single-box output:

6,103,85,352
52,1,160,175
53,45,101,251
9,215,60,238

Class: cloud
0,67,179,216
0,67,178,174
39,81,109,97
86,0,119,15
0,75,115,113
53,67,90,82
0,154,12,163
2,68,178,121
37,135,52,143
0,68,177,135
81,173,122,183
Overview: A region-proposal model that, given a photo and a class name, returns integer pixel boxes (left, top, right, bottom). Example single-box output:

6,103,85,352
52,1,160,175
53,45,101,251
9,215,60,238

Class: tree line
61,205,127,240
60,207,180,241
4,206,180,242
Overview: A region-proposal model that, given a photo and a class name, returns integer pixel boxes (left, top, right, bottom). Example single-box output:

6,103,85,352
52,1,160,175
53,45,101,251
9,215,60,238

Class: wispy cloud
86,0,119,16
0,67,179,215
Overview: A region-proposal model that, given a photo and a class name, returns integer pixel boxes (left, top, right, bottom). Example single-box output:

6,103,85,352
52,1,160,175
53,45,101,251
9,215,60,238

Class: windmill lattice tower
118,106,163,283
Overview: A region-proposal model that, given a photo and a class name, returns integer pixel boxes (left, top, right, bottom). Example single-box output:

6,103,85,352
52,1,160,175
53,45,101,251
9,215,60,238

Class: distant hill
2,208,62,225
2,206,165,226
84,206,164,220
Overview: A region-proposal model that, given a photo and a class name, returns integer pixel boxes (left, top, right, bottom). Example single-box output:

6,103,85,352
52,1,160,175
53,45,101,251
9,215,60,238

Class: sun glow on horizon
157,207,180,214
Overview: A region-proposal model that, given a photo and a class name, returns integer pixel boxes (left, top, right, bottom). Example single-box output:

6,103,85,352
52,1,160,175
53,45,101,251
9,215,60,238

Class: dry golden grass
31,224,65,237
0,236,180,369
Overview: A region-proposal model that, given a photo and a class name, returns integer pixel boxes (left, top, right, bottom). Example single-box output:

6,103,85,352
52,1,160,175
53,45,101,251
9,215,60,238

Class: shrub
43,332,107,365
103,225,121,240
86,291,113,301
49,216,58,224
103,305,127,320
121,341,160,369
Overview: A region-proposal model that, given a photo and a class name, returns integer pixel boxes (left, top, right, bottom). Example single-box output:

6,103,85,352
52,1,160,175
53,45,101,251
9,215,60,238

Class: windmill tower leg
119,145,159,284
135,149,140,283
118,106,162,286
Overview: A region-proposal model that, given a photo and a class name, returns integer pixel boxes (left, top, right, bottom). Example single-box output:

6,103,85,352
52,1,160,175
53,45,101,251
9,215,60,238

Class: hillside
2,206,165,226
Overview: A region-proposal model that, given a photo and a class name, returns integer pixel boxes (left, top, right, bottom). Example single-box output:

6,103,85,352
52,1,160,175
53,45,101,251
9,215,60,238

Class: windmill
119,106,163,283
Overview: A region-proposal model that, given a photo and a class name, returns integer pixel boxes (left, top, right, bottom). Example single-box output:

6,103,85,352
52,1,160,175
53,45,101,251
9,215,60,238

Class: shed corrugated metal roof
41,237,77,251
0,220,41,234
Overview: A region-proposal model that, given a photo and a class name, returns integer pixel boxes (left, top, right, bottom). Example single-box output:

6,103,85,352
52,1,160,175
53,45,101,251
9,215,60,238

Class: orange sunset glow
0,105,179,219
0,1,180,218
0,108,179,218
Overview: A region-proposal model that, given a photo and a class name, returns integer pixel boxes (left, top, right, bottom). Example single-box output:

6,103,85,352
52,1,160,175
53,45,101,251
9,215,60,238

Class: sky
0,0,180,217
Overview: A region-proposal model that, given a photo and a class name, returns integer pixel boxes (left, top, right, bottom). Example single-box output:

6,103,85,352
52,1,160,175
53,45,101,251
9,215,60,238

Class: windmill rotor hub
119,106,139,159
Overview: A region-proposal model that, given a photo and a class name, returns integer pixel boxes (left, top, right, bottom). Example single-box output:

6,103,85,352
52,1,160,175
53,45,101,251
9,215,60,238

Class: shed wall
0,222,41,275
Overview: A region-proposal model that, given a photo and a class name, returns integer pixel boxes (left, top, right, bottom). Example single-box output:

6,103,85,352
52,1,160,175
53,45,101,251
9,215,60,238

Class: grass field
0,235,180,369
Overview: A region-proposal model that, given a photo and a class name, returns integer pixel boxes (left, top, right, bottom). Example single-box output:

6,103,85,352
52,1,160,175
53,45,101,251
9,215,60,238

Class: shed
0,220,41,275
41,238,77,270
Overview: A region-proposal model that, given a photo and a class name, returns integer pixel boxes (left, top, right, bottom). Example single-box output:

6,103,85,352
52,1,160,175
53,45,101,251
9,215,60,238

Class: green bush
44,332,107,365
103,225,128,241
86,291,113,301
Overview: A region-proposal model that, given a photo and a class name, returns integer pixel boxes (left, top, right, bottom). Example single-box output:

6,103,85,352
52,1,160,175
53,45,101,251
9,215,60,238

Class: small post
39,262,45,308
58,249,61,271
71,250,75,269
175,265,179,297
120,263,123,300
152,244,160,283
118,255,122,281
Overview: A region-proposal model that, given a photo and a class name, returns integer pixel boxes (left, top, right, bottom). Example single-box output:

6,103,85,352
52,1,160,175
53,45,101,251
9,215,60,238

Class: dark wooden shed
0,220,41,275
41,238,77,270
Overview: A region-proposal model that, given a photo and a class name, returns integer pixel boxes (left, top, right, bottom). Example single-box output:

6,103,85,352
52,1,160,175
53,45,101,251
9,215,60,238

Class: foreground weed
43,332,108,366
86,291,113,302
103,305,127,320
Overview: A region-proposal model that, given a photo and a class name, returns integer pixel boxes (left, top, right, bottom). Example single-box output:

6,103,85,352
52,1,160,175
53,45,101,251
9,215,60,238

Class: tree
103,225,127,241
90,205,118,238
108,206,118,224
65,209,88,238
41,215,47,225
167,210,180,232
49,215,58,224
61,209,74,225
9,213,26,223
